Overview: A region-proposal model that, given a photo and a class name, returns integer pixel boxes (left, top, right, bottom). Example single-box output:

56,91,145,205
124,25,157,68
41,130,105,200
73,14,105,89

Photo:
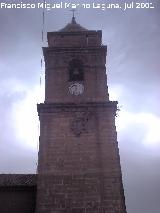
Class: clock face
69,83,84,96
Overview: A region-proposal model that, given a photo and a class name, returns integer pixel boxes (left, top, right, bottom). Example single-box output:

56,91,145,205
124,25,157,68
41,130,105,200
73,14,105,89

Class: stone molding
37,101,117,115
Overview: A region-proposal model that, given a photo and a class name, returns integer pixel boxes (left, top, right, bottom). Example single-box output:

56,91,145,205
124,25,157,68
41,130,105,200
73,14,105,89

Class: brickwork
47,31,102,47
36,103,126,213
37,173,125,213
43,46,109,103
36,19,127,213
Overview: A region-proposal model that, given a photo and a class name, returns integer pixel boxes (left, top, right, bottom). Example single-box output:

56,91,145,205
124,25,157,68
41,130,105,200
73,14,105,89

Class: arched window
68,59,84,81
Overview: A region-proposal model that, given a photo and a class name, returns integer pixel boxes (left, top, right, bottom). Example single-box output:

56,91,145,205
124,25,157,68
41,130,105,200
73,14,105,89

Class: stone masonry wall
36,103,126,213
43,47,109,103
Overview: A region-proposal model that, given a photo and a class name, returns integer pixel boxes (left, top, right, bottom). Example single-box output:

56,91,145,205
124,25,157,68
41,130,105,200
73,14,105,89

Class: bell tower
36,17,127,213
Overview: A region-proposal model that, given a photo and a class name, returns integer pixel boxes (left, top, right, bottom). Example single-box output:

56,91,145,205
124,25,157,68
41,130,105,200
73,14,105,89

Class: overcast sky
0,0,160,213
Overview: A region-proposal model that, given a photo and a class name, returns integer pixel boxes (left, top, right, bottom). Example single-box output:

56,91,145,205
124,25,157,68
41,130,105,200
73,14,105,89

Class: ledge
43,46,107,54
37,101,118,114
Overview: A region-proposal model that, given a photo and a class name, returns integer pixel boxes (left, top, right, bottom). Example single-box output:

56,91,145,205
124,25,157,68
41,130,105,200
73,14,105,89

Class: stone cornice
43,46,107,55
37,101,118,115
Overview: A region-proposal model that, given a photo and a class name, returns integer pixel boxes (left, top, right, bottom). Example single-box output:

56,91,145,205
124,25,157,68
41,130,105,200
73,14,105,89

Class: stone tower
36,17,127,213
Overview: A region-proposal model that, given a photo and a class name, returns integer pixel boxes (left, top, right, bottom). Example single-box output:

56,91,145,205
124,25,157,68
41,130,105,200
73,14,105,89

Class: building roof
59,17,88,32
0,174,37,187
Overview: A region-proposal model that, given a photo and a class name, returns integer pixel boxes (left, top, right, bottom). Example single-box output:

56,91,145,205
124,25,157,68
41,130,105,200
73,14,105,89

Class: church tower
36,17,127,213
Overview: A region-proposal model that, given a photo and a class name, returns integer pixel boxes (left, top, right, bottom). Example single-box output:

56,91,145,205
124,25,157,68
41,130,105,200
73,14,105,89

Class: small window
69,59,84,81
